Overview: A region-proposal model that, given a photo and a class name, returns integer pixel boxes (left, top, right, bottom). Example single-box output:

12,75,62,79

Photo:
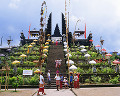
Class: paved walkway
72,87,120,96
33,89,75,96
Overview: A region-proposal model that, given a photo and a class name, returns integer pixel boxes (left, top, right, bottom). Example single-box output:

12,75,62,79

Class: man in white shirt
37,72,46,95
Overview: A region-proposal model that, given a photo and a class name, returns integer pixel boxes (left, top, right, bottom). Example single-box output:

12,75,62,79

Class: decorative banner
23,70,33,75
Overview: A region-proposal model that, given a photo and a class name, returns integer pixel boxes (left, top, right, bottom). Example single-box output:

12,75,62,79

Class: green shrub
109,75,119,84
24,78,30,85
91,75,102,83
85,79,91,83
76,67,84,74
17,75,23,85
30,74,39,85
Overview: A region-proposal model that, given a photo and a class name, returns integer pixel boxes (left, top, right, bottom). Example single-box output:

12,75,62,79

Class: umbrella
12,60,20,64
33,60,39,63
65,53,72,57
45,42,49,45
84,54,90,57
20,54,27,57
64,49,67,52
47,39,51,42
64,45,67,48
81,49,87,52
33,39,38,42
42,54,47,57
89,60,96,64
34,69,40,73
80,45,85,49
0,54,5,57
66,60,74,65
44,46,49,49
106,53,112,56
113,60,120,64
43,49,48,53
31,42,35,45
95,45,101,47
64,42,67,45
89,39,93,42
69,65,77,70
47,34,51,36
28,44,33,48
101,48,106,51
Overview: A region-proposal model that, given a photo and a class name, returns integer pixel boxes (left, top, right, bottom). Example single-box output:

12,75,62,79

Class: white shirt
39,75,44,84
74,76,78,81
55,75,60,80
47,72,50,77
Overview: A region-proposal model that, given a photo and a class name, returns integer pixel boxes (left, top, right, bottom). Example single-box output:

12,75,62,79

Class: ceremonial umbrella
81,49,87,52
106,53,112,57
89,39,93,42
80,45,85,49
95,45,101,47
47,39,51,42
12,60,20,65
84,54,90,57
33,39,38,42
28,44,33,48
44,46,49,49
64,49,67,52
45,42,49,45
20,54,27,57
113,60,120,64
34,69,41,74
65,53,72,57
64,45,67,48
42,54,47,57
31,42,35,45
43,49,48,53
89,60,96,64
64,42,67,45
47,34,51,36
66,60,74,65
101,48,106,51
69,65,77,70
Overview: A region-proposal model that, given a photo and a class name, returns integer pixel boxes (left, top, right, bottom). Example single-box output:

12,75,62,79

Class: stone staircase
44,44,67,89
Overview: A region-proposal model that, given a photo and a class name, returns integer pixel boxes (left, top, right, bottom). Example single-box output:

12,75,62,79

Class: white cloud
8,0,21,9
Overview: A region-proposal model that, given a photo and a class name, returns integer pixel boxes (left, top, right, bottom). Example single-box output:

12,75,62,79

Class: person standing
60,73,63,89
54,73,60,91
47,70,51,87
70,73,73,90
74,73,78,88
77,72,80,88
37,72,46,95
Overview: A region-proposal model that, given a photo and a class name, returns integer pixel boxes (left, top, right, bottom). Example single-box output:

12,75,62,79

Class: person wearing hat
47,70,51,87
54,73,60,91
37,72,46,95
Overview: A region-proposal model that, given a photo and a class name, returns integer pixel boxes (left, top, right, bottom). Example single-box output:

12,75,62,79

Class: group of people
37,71,80,95
54,72,80,91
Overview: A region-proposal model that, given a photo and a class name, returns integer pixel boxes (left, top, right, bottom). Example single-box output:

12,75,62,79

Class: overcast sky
0,0,120,52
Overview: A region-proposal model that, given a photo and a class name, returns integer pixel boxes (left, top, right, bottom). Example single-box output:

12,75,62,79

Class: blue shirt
60,76,63,81
70,75,73,82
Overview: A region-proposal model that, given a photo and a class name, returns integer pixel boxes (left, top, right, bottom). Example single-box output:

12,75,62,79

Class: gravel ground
72,87,120,96
33,89,75,96
0,89,37,96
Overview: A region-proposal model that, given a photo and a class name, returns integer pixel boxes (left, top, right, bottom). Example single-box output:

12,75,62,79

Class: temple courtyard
0,87,120,96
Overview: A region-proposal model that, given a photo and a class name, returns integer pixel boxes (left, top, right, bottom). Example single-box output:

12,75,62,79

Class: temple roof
52,24,62,37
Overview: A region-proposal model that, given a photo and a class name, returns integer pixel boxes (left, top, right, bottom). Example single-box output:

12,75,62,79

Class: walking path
72,87,120,96
1,87,120,96
33,89,75,96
